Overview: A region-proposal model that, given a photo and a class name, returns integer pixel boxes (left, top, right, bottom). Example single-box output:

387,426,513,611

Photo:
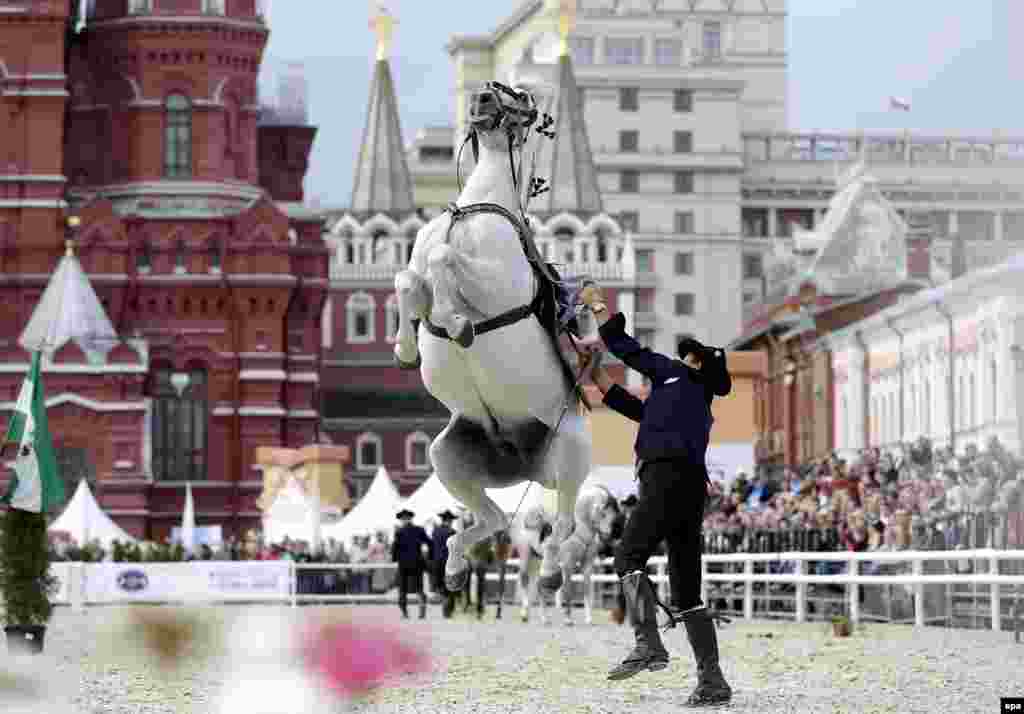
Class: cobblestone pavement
8,605,1024,714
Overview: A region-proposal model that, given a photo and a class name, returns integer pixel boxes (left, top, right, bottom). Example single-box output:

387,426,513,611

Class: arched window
922,379,931,435
345,292,376,344
405,431,431,471
151,367,208,481
840,396,848,448
958,374,966,430
385,294,399,343
371,229,389,264
321,296,333,350
595,228,608,262
164,94,192,178
355,433,382,470
991,358,998,424
969,372,976,429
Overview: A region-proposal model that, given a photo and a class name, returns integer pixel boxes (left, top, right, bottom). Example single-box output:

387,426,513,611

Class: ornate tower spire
534,5,603,216
557,0,577,58
350,2,415,217
370,2,395,62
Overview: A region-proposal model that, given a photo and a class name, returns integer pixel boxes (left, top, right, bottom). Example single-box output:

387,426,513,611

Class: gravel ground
6,605,1023,714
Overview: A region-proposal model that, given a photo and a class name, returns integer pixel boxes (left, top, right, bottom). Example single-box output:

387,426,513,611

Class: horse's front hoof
610,607,626,625
454,319,475,349
393,351,422,370
538,571,563,594
563,618,575,627
520,612,528,623
445,569,469,592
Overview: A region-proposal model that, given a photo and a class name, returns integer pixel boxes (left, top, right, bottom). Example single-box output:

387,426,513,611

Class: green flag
2,351,63,513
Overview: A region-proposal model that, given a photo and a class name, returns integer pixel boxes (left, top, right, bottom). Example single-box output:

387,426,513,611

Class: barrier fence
51,549,1024,637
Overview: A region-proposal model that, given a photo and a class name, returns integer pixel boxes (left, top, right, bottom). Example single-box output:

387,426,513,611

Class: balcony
330,261,627,284
742,131,1024,166
592,146,744,172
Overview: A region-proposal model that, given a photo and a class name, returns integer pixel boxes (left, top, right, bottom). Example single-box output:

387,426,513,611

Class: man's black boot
681,607,732,707
607,571,669,681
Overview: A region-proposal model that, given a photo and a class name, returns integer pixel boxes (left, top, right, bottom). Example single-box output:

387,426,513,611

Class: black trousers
432,563,456,616
397,567,426,613
613,460,708,612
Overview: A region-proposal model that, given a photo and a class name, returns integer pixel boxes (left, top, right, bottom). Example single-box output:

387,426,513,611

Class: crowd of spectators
703,436,1024,555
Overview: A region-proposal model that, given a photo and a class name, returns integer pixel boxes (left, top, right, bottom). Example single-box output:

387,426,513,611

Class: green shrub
0,509,58,627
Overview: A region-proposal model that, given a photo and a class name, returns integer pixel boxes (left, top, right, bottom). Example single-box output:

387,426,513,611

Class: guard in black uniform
581,283,733,707
431,510,458,618
391,509,433,619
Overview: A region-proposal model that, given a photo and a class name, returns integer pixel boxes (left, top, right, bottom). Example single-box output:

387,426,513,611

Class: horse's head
593,492,621,543
468,80,538,150
521,504,548,533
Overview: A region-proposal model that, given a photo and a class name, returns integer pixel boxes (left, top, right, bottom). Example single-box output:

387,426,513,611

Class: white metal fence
51,549,1024,635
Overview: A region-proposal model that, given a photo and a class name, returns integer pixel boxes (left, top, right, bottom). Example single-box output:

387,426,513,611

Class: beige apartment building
406,0,1024,351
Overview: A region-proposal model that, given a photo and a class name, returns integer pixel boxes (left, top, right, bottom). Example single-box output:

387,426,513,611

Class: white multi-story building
827,254,1024,456
407,0,1024,349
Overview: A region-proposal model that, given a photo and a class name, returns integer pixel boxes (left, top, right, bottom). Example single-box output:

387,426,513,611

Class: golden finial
369,2,396,62
558,0,577,57
65,240,75,257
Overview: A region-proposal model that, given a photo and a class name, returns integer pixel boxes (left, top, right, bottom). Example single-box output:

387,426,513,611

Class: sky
259,1,1014,207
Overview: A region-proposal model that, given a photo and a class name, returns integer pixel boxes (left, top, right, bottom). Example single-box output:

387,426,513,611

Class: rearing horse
392,81,593,595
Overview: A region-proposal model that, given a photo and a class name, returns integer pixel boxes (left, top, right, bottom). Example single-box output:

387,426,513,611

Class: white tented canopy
322,466,402,546
48,479,136,547
584,466,637,500
262,476,318,545
402,473,462,527
20,243,118,356
486,481,558,516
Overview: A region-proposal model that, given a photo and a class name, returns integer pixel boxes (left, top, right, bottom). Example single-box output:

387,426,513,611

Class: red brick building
0,0,325,541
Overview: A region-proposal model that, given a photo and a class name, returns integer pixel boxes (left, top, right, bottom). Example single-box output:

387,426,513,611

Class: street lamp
65,215,81,256
783,358,797,387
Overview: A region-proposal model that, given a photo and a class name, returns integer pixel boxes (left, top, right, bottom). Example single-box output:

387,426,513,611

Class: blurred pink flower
299,617,432,697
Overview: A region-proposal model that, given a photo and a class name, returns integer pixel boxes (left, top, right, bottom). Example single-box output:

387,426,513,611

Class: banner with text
83,561,293,602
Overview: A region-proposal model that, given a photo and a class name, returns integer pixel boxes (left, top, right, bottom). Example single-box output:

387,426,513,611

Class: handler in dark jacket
431,510,458,618
391,509,433,619
580,283,732,707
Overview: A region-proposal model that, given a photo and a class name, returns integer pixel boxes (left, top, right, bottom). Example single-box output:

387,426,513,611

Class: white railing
51,550,1024,633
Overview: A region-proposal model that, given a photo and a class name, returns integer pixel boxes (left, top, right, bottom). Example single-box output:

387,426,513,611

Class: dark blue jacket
430,524,455,569
599,312,731,467
391,523,433,572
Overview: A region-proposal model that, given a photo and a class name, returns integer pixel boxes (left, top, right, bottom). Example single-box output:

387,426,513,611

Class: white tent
401,473,463,527
322,466,402,546
179,482,196,555
20,241,118,356
262,476,318,545
486,481,557,517
48,479,136,547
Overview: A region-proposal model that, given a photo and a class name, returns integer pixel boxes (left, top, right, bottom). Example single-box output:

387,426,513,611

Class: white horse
513,484,621,625
393,81,595,595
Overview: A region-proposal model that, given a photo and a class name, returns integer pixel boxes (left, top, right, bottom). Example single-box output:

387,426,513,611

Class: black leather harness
418,200,587,408
420,201,556,342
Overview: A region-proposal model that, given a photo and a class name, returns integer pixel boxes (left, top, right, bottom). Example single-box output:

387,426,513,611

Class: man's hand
579,282,606,312
577,347,613,394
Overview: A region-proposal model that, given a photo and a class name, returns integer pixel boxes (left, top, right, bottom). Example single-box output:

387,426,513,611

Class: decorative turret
67,0,269,196
258,62,317,203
